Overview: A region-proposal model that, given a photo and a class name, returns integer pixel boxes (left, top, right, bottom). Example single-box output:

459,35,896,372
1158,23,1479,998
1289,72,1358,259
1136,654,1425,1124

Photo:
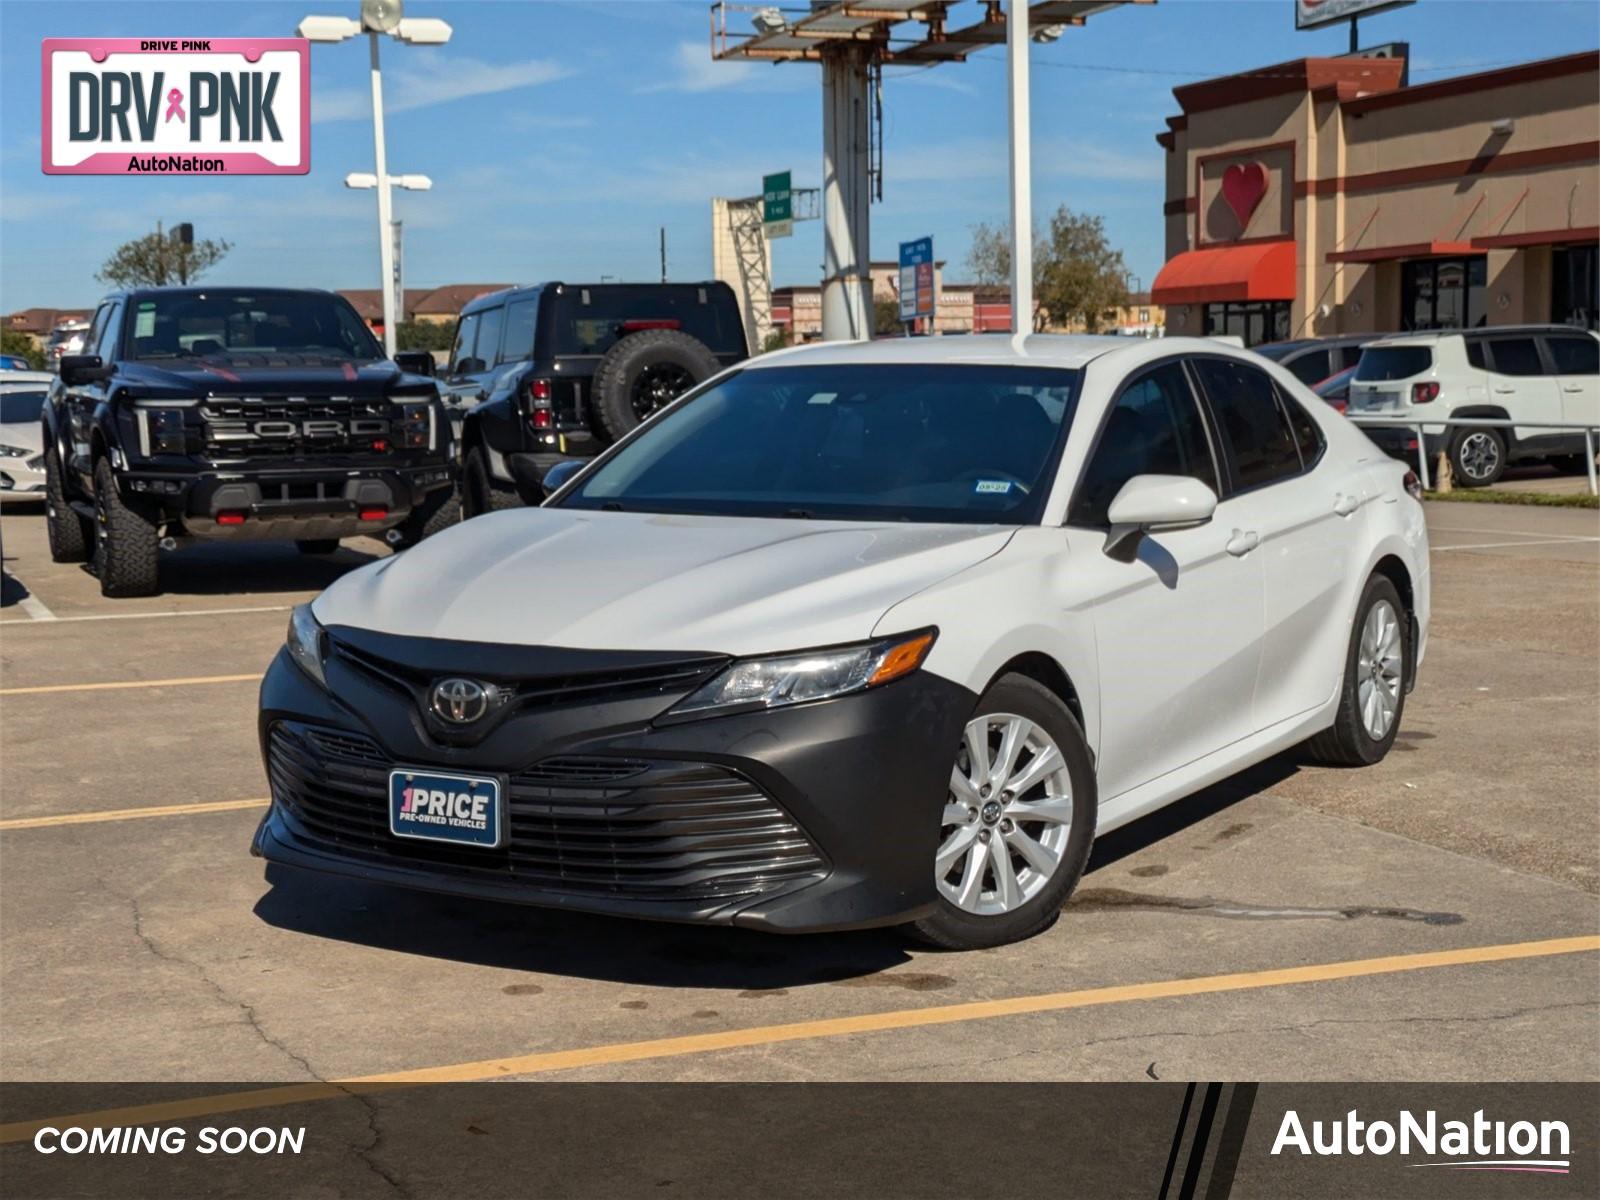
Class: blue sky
2,0,1597,311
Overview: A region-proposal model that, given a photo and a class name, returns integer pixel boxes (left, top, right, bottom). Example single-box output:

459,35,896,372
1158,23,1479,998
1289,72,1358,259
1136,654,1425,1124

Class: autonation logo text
1272,1108,1572,1174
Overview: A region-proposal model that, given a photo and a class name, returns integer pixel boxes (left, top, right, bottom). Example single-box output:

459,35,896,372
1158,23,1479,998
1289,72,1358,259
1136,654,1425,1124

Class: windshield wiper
781,508,814,519
599,501,625,512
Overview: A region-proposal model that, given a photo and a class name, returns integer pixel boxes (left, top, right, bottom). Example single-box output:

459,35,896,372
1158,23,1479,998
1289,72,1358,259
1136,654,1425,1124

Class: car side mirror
1103,474,1217,561
59,355,109,386
539,458,586,500
454,356,487,377
393,350,435,377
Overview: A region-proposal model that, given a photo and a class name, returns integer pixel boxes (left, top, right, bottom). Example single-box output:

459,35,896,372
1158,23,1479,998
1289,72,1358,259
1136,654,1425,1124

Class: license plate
1351,388,1398,412
388,769,504,848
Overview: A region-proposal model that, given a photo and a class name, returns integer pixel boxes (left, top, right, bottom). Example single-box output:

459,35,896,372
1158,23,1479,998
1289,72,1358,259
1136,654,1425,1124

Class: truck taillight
528,379,552,403
1411,381,1439,404
532,409,552,429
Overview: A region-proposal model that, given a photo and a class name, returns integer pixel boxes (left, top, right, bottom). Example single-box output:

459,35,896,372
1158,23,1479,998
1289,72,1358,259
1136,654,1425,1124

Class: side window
1192,358,1302,490
1279,386,1325,468
448,312,481,375
473,306,504,369
95,303,122,360
1465,339,1486,369
1485,337,1544,377
500,299,539,364
1070,362,1217,529
84,304,111,358
1285,349,1330,386
1548,335,1599,375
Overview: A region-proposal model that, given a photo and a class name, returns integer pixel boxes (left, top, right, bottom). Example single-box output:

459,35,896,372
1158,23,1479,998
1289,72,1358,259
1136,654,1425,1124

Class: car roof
0,371,56,386
1367,324,1592,347
740,334,1251,372
459,280,733,316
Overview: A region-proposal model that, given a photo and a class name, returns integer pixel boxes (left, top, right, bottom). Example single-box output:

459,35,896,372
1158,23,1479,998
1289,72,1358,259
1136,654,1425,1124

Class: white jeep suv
1347,326,1600,486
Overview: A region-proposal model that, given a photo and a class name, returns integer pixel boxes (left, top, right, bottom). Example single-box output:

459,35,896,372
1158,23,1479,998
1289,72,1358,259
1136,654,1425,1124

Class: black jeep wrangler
42,287,457,597
445,281,746,514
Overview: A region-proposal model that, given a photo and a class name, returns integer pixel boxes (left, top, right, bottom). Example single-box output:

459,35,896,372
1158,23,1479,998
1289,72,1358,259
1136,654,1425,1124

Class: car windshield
560,363,1081,524
0,389,47,422
124,292,382,365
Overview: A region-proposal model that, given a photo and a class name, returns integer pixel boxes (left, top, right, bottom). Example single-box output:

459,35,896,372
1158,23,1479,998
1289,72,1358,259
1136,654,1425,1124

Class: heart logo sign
1221,162,1268,231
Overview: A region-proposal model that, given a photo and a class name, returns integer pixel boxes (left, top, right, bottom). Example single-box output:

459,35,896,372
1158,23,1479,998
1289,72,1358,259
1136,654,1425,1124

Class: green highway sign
763,170,792,238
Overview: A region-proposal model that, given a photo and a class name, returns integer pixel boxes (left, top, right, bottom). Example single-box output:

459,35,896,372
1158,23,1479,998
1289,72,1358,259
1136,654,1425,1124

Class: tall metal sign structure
712,1,1149,342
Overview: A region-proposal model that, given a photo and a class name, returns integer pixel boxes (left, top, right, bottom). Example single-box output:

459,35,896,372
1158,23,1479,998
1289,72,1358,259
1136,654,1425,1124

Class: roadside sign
763,170,792,239
1294,0,1413,30
898,236,934,323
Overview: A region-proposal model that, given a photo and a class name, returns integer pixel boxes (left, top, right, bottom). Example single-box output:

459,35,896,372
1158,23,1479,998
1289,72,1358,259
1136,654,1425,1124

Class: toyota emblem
430,677,491,724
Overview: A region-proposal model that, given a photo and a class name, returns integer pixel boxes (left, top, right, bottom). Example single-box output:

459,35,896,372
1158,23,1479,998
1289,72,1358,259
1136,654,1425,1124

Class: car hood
313,508,1015,654
0,421,42,452
117,359,431,398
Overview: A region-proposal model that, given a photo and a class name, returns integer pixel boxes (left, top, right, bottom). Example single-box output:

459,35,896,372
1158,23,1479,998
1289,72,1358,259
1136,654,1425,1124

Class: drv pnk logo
42,39,309,175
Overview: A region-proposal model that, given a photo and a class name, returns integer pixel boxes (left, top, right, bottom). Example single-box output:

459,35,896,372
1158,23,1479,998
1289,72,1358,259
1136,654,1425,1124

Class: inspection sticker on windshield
974,479,1013,495
389,769,504,849
42,39,309,175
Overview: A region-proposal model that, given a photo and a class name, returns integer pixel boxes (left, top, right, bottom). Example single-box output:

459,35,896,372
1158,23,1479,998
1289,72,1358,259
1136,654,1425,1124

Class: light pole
298,0,451,358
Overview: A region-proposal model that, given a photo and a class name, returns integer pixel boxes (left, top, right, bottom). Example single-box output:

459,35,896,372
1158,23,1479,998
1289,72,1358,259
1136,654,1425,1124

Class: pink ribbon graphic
164,88,185,123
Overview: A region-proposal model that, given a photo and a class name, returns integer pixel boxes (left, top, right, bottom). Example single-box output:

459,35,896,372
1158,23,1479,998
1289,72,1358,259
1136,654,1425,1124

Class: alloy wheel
937,713,1073,916
630,363,695,421
1457,432,1501,482
1357,599,1403,740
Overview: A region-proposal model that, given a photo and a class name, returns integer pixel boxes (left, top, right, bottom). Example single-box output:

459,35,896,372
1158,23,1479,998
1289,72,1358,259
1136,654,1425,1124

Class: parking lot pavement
1,501,1596,1093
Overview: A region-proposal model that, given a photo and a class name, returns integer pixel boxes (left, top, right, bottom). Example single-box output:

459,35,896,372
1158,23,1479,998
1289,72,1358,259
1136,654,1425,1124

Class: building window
1552,243,1598,331
1402,257,1485,331
1204,301,1290,347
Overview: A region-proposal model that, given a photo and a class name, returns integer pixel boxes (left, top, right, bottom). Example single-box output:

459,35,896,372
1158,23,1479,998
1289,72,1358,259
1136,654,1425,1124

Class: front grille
200,397,405,459
269,722,824,901
330,641,725,715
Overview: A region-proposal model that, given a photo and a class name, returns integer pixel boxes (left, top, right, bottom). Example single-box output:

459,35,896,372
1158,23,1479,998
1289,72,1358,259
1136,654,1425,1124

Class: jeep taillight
1411,381,1439,404
526,378,554,431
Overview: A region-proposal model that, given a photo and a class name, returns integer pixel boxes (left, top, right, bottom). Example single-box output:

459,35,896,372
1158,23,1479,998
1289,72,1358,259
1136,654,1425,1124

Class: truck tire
590,329,720,443
92,457,159,597
389,488,461,549
461,448,519,519
44,447,90,563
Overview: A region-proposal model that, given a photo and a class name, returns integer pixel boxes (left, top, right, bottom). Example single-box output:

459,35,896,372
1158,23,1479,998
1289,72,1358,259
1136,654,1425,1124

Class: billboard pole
1006,0,1032,347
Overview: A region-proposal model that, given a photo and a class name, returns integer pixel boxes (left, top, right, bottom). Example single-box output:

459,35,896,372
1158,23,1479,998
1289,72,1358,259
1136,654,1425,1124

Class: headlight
286,604,328,689
0,444,27,458
669,629,936,718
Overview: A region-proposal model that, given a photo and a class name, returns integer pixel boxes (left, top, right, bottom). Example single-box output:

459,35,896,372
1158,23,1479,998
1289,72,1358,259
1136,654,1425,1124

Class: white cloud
638,41,803,94
313,55,572,123
1042,139,1161,183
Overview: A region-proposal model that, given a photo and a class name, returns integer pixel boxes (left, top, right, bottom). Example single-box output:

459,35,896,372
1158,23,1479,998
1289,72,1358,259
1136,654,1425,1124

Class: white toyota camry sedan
256,335,1429,950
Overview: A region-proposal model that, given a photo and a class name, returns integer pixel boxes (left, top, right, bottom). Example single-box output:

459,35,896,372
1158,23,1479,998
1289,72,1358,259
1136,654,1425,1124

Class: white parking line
0,603,293,626
1427,525,1598,540
15,592,56,621
1435,537,1600,552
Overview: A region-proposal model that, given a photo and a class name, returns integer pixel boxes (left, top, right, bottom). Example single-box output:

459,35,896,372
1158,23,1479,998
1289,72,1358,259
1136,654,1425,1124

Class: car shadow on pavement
1,568,32,608
252,866,914,989
90,539,388,595
251,758,1301,987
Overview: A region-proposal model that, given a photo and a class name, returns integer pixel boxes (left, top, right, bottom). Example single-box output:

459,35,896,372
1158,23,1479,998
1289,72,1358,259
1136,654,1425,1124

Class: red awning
1151,241,1296,306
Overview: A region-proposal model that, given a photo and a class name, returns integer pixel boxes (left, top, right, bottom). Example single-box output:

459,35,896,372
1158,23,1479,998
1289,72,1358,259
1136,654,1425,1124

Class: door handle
1225,529,1259,557
1334,492,1360,517
1492,386,1516,394
1562,385,1584,393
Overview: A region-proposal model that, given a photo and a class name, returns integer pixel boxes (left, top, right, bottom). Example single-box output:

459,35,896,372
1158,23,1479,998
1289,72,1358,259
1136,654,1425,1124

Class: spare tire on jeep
590,329,721,443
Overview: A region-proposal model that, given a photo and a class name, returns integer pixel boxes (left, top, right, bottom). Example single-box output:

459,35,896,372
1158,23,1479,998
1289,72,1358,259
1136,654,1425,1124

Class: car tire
1304,574,1408,767
461,448,519,519
388,488,461,549
590,329,720,443
1447,427,1506,487
909,674,1097,951
92,457,159,597
294,539,341,555
44,447,90,563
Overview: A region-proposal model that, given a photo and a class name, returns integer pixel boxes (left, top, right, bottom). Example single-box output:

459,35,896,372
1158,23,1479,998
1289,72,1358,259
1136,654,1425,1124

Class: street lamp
298,0,452,356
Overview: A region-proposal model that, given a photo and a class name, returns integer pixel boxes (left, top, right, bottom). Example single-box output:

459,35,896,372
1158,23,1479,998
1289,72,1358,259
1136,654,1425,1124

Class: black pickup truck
42,287,457,596
446,281,747,514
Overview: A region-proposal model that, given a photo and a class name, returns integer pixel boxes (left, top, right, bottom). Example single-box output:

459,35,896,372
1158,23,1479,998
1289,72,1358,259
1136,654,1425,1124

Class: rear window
1548,335,1598,376
551,287,740,357
1355,347,1432,381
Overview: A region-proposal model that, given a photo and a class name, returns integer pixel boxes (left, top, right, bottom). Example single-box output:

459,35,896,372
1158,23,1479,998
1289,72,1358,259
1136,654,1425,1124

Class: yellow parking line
0,798,269,831
0,673,259,696
0,934,1593,1143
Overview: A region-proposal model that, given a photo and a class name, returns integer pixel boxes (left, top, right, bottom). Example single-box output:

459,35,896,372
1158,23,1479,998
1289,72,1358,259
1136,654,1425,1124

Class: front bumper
0,458,46,496
253,636,976,932
123,462,454,541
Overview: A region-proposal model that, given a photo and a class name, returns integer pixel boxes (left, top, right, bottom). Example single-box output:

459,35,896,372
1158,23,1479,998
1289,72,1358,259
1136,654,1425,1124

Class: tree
395,321,455,353
874,296,904,336
1,328,45,370
97,227,232,289
965,205,1129,332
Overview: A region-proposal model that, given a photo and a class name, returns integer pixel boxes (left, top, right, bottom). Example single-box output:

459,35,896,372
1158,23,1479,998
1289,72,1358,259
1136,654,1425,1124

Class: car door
65,302,114,483
441,309,487,411
1482,335,1562,445
1191,356,1356,730
1060,359,1264,802
1546,332,1600,429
